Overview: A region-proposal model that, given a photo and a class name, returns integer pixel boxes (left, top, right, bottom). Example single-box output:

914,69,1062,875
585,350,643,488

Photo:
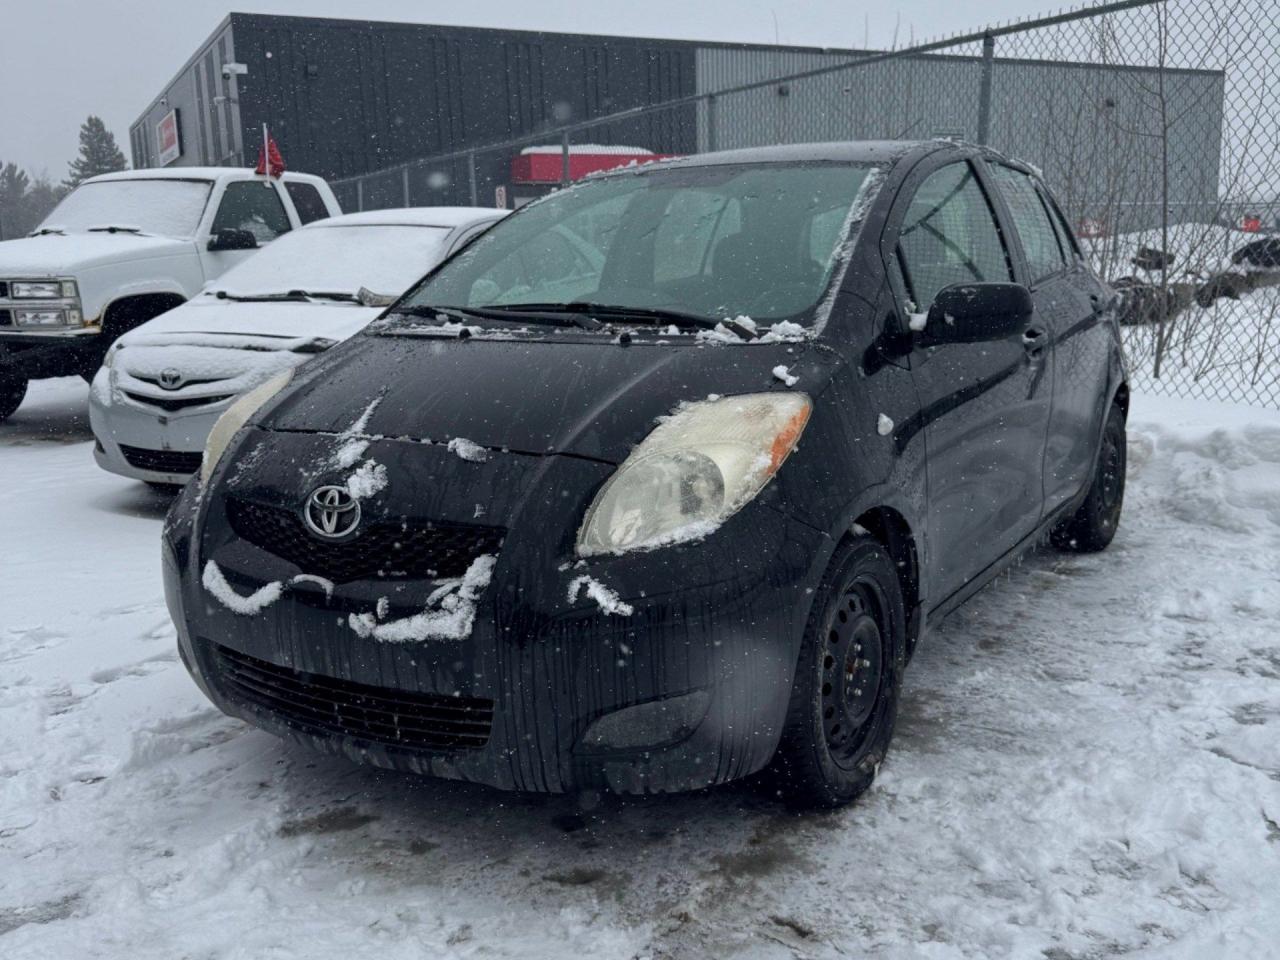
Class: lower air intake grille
211,643,493,752
225,496,505,583
119,444,202,475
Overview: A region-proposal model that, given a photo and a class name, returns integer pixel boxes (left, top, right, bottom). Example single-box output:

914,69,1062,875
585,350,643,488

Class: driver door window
896,162,1012,311
212,181,292,244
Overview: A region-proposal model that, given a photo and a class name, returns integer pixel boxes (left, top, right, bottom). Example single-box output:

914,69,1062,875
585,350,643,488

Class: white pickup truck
0,167,342,422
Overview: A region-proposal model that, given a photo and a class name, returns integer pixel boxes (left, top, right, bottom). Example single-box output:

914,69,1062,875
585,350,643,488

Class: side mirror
920,282,1033,345
207,228,258,252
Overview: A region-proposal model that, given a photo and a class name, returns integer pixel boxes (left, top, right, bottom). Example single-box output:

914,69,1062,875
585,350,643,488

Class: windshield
39,179,213,237
393,161,882,327
210,224,453,297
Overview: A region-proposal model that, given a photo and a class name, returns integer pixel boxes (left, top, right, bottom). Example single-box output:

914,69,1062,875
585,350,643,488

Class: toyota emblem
304,485,361,539
157,368,184,390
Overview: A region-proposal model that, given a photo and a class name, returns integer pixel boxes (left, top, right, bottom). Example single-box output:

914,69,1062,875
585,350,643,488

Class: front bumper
90,369,230,483
0,328,102,380
163,430,832,795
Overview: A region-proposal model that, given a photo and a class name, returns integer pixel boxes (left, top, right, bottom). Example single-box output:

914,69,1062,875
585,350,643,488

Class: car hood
132,298,383,342
0,232,193,274
262,331,836,463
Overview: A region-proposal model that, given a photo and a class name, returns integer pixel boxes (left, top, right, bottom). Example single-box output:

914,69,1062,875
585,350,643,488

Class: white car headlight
11,280,65,299
577,393,811,556
200,370,293,486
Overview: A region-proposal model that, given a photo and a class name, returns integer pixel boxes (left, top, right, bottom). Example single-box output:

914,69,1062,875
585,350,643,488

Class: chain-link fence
333,0,1279,408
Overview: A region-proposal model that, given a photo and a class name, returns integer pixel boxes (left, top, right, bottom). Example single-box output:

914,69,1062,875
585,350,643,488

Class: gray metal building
130,14,1224,231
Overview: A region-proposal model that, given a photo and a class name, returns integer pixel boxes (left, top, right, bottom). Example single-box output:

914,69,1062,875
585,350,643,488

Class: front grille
225,496,505,583
0,308,11,327
123,390,234,412
0,281,9,298
119,444,202,475
211,643,494,752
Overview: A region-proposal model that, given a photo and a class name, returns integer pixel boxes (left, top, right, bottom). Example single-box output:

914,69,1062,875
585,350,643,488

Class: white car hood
0,232,193,275
133,297,384,342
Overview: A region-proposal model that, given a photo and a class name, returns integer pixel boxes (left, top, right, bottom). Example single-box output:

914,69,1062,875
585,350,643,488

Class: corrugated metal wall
129,19,242,169
694,46,1224,230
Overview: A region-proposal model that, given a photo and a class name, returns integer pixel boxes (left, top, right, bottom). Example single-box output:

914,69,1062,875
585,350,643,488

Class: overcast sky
0,0,1056,178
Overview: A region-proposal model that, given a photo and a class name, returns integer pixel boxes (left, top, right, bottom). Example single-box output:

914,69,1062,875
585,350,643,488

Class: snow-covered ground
2,377,1278,959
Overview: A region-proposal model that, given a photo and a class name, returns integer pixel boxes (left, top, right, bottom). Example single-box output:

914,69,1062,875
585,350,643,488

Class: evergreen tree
63,115,127,189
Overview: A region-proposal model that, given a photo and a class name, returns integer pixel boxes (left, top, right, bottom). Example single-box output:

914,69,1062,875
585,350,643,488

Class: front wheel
1051,403,1127,552
767,536,906,810
0,376,28,423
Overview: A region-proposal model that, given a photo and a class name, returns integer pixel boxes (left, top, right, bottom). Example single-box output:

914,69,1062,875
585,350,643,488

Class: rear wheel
1051,403,1126,552
0,375,28,423
767,536,906,810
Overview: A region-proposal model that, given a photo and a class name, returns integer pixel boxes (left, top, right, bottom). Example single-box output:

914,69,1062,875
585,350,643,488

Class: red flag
255,125,285,178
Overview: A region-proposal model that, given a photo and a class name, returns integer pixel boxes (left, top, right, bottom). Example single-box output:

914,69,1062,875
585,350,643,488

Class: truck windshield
392,161,883,328
38,179,213,238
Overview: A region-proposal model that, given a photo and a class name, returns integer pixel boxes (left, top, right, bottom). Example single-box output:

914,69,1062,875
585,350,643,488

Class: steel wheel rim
820,581,887,770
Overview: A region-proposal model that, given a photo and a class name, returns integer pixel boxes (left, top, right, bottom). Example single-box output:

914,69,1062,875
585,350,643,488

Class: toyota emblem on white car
304,485,360,539
157,368,184,389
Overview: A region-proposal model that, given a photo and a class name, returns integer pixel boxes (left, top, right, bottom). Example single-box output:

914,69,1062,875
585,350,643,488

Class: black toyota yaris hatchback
164,140,1127,808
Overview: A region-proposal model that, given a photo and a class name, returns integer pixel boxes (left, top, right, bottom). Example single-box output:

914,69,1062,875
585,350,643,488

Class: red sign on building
156,109,182,166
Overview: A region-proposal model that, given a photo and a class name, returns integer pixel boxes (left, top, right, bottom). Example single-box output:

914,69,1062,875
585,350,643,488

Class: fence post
468,151,478,206
402,167,411,207
976,33,995,145
706,95,718,153
355,179,364,212
560,131,571,188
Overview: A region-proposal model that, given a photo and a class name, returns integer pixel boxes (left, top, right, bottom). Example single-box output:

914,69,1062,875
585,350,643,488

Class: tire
1051,403,1127,553
0,376,28,423
767,536,906,810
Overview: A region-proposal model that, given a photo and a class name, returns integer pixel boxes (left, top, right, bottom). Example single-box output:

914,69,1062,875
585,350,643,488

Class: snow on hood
126,297,384,342
0,231,193,275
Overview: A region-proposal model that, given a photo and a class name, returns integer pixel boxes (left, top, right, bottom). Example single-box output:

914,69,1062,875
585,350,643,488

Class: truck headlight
11,280,66,299
576,393,811,556
14,308,70,327
200,370,293,486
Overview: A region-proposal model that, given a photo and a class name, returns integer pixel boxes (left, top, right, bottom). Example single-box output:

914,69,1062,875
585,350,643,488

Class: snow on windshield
212,224,451,297
39,179,212,237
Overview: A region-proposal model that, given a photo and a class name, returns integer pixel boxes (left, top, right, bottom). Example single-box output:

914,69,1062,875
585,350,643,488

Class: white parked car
89,207,507,486
0,167,343,422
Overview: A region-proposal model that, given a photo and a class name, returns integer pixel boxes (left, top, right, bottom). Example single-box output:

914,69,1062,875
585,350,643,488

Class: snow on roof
85,167,327,185
315,207,508,229
519,144,655,155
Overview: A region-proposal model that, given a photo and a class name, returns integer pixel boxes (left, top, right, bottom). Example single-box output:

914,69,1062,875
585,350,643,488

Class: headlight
200,370,293,486
11,280,66,299
102,343,121,369
577,393,811,556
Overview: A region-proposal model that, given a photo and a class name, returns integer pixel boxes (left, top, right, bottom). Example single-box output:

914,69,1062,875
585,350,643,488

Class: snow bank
348,554,497,642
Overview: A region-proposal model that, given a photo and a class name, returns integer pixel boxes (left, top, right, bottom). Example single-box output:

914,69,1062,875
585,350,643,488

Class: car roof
83,167,328,185
311,207,509,229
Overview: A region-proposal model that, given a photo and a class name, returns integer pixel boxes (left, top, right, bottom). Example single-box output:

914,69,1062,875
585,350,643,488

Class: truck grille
119,444,203,475
224,496,505,583
211,643,494,752
0,309,11,327
123,390,234,412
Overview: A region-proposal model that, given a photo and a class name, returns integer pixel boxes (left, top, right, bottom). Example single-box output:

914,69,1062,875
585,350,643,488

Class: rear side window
990,165,1066,283
285,182,332,225
896,162,1013,309
212,181,292,243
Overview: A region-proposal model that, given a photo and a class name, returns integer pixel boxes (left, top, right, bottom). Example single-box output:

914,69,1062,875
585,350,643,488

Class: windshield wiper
212,289,358,303
30,226,65,236
391,303,603,331
87,224,144,235
492,301,751,337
